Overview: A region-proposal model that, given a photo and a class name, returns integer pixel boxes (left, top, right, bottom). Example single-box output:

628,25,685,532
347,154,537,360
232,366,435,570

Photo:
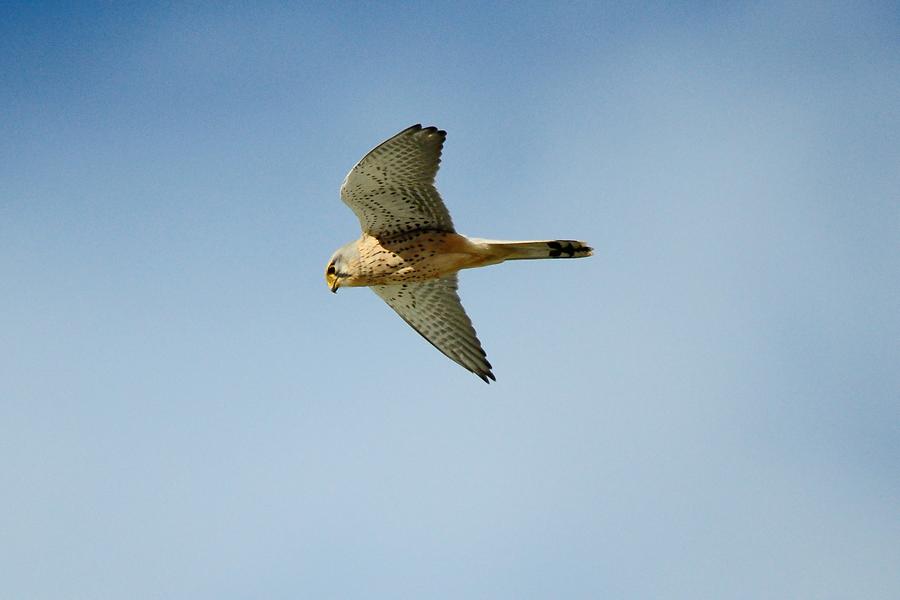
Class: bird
325,124,592,383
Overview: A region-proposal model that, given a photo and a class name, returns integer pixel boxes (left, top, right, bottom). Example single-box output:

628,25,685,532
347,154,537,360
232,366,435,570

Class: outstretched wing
340,124,456,237
371,275,494,383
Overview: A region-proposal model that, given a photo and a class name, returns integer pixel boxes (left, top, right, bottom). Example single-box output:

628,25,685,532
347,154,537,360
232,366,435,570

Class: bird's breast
350,231,488,285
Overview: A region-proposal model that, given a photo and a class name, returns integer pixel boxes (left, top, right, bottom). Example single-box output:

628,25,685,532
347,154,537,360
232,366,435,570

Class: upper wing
340,124,456,237
371,275,495,383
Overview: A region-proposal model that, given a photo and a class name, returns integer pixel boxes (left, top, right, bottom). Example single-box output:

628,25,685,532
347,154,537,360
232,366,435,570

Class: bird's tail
477,239,594,261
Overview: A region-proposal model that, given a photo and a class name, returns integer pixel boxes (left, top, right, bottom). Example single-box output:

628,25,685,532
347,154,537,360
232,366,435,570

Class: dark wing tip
475,358,496,383
406,124,446,140
476,370,497,384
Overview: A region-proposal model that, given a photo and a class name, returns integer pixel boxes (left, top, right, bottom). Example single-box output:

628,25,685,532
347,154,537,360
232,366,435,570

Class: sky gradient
2,2,898,598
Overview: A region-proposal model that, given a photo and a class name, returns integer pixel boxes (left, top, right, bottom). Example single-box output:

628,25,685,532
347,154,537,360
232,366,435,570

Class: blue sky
1,2,898,598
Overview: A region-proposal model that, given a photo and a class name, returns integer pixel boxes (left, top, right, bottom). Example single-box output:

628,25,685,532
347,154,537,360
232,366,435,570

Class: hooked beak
330,278,340,293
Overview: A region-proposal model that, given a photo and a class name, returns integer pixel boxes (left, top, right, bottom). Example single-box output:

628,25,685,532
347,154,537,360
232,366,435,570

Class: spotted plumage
326,124,593,382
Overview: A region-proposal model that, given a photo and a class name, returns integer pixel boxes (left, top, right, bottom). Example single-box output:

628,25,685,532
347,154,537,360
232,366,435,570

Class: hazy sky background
2,2,898,598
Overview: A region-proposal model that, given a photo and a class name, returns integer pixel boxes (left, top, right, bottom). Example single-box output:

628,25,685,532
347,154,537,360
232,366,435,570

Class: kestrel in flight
326,124,592,383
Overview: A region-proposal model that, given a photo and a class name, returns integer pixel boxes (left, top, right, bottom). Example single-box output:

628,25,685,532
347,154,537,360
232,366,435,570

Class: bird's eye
327,265,336,275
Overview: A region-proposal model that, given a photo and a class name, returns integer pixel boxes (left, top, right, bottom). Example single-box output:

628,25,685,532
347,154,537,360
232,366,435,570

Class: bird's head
325,243,358,293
